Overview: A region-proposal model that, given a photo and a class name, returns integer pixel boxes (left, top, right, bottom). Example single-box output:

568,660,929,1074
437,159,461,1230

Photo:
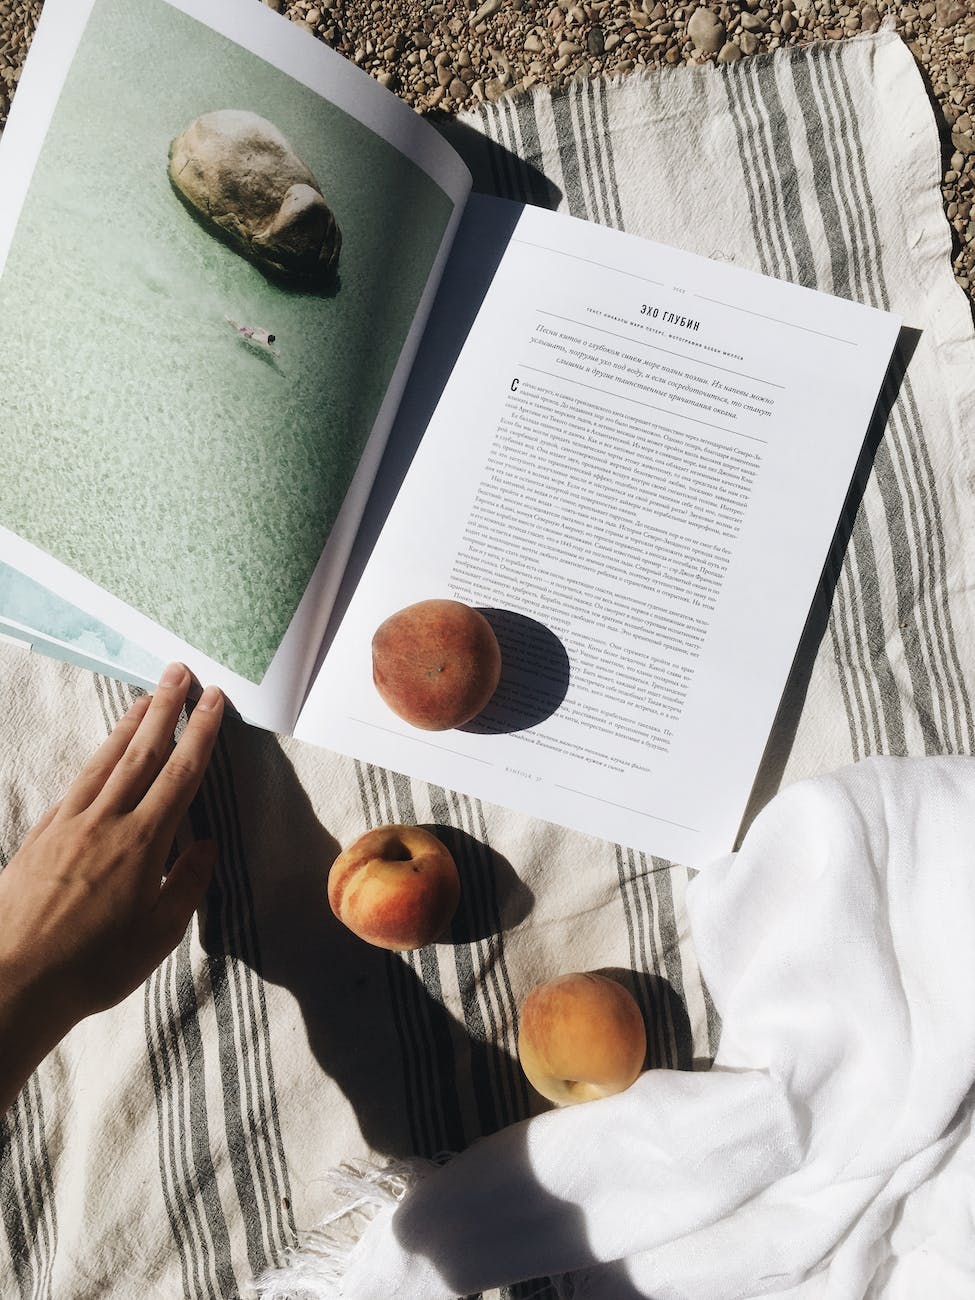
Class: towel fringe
249,1157,438,1299
248,1154,577,1299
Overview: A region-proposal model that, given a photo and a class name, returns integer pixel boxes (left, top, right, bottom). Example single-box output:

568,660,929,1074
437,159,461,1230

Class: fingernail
159,662,187,688
196,684,223,712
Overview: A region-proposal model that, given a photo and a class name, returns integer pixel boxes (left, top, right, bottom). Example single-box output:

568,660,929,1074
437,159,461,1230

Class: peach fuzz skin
371,598,502,731
327,824,460,952
517,972,647,1106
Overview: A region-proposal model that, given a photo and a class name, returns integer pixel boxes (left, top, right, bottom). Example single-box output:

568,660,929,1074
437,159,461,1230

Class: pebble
0,0,971,304
687,6,726,53
471,0,503,23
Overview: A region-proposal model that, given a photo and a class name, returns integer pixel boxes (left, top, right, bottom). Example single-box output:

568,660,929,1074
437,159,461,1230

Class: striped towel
2,26,974,1300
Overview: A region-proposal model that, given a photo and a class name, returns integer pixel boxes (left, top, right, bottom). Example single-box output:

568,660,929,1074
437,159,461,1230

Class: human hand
0,662,224,1111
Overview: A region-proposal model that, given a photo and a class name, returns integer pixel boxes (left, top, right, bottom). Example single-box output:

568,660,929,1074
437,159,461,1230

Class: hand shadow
460,608,570,735
194,718,530,1159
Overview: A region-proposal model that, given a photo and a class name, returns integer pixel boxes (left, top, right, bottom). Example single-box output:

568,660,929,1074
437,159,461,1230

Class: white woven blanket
2,27,974,1300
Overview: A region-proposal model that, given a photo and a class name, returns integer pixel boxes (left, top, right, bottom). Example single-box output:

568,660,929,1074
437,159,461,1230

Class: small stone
305,7,321,24
964,33,975,53
739,11,764,30
781,10,797,33
952,131,975,155
376,70,397,90
485,76,507,100
587,26,605,56
524,31,544,51
471,0,503,22
739,30,759,53
935,0,965,23
687,6,726,53
718,40,742,60
448,76,469,100
558,40,583,55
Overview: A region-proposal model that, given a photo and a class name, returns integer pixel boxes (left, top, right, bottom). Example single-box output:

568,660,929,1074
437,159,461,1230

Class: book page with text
298,199,900,865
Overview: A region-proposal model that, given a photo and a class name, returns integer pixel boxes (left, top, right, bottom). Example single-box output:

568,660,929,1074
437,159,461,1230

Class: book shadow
736,323,922,844
461,608,570,735
434,114,564,212
195,719,530,1158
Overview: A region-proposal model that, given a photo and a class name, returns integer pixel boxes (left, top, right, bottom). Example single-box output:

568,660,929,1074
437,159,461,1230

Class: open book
0,0,901,865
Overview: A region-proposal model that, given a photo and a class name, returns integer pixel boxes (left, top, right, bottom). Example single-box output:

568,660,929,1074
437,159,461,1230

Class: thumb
151,839,218,953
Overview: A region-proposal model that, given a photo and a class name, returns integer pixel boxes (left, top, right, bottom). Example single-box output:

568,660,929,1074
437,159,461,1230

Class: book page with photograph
298,197,901,865
0,0,470,731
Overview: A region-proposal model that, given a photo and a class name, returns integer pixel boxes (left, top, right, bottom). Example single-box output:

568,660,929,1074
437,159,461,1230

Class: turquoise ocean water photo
0,0,454,682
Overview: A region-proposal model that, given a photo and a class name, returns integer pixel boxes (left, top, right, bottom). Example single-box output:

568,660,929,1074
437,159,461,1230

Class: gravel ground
0,0,973,304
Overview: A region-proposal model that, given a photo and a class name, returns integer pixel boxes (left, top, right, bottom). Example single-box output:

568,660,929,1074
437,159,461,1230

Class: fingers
58,694,152,817
137,683,224,847
144,839,218,965
94,663,195,814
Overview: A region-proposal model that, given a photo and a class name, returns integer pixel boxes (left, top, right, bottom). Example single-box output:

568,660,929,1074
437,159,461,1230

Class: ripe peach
371,598,501,731
327,824,461,951
517,973,647,1105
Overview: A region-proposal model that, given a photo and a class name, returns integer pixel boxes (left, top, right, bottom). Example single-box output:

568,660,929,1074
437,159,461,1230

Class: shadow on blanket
386,1124,651,1297
739,323,923,841
195,718,539,1158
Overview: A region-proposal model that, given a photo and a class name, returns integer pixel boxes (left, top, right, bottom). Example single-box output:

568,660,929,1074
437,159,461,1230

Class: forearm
0,959,74,1115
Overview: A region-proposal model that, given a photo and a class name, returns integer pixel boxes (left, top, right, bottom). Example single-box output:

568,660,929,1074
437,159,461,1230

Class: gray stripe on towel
731,51,900,757
356,763,466,1157
0,1072,57,1299
806,45,970,755
438,786,528,1137
198,735,294,1275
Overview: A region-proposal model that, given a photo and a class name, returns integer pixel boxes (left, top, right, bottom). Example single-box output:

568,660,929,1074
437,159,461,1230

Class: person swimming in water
225,316,277,349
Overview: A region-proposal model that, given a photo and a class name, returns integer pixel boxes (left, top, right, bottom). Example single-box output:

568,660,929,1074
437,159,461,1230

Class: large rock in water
168,110,341,284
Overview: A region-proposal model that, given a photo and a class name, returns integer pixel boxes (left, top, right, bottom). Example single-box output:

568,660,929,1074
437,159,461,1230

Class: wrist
0,940,77,1113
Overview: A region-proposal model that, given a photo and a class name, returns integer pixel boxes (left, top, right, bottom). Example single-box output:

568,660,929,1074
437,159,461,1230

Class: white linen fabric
259,756,975,1299
1,24,974,1300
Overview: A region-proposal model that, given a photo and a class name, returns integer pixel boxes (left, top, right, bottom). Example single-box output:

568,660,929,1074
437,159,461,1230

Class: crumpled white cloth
261,756,975,1298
